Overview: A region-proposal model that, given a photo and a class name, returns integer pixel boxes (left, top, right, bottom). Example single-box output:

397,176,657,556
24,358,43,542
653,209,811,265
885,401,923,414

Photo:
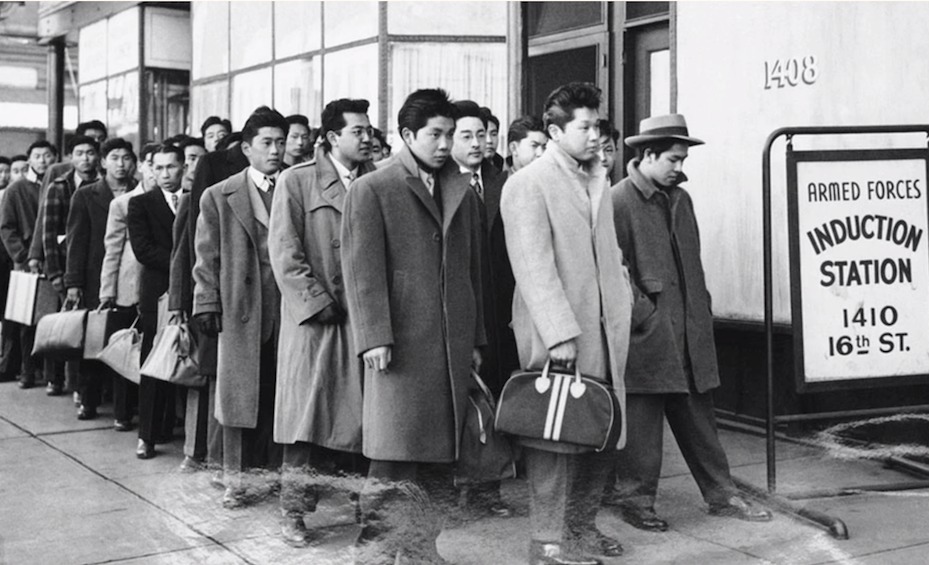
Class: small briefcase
495,361,622,452
32,307,88,360
84,307,138,360
4,272,59,326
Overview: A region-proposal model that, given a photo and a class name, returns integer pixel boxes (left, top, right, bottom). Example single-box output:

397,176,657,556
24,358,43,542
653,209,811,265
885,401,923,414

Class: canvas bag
495,360,622,452
96,319,142,384
455,371,517,485
83,306,138,360
4,272,59,326
140,322,206,387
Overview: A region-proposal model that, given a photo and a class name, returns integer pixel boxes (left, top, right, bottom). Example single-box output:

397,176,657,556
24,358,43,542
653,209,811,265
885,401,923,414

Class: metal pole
46,37,65,152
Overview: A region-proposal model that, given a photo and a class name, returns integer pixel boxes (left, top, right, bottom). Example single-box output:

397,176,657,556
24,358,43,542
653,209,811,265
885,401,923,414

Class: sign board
787,148,929,391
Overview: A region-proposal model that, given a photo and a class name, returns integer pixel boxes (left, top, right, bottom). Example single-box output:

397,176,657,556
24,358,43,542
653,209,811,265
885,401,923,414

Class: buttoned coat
0,177,40,268
341,145,486,463
501,142,632,451
65,178,136,308
99,186,144,306
611,160,719,394
193,170,280,429
269,153,375,450
127,189,173,317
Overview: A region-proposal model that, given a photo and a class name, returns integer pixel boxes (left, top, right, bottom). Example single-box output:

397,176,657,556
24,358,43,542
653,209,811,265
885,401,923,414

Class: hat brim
624,134,705,148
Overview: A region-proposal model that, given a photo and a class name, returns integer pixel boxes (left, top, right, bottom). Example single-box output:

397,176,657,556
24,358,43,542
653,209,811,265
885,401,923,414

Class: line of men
0,81,771,565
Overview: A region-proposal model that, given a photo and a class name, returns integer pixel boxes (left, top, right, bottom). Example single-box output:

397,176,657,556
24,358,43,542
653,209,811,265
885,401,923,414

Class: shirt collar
161,187,179,212
458,163,482,183
328,155,358,189
73,170,96,190
418,168,435,196
248,166,278,192
626,158,688,200
26,167,39,183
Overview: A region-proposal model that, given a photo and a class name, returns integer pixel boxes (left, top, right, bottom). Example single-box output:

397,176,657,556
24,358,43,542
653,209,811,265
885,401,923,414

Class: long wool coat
269,153,375,450
501,141,632,451
341,144,486,463
611,159,720,394
99,186,144,306
193,170,280,429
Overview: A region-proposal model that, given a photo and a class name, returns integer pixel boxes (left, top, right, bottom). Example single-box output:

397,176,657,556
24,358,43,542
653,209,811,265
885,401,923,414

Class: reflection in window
107,72,140,147
387,2,506,36
324,2,378,47
274,58,322,122
78,19,108,84
526,2,603,38
274,1,321,59
231,67,272,128
191,1,229,80
324,45,379,126
79,80,108,124
389,43,507,140
191,80,230,132
649,49,670,116
230,1,273,71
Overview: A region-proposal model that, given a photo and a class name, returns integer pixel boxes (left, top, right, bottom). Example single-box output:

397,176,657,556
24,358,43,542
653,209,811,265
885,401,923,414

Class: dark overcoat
610,159,719,394
127,189,173,316
341,145,486,463
0,177,40,267
269,153,375,450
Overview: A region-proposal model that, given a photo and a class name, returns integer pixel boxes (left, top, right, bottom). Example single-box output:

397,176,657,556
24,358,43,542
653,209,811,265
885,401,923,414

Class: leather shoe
77,405,98,420
569,529,623,558
280,515,316,548
529,540,602,565
708,496,773,522
45,382,63,396
222,486,247,509
210,470,225,490
136,439,155,459
113,419,133,432
618,505,669,532
488,500,514,518
18,377,34,389
178,456,203,473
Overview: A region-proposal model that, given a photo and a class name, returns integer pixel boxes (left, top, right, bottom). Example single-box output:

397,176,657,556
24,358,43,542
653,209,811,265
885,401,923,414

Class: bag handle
542,359,583,384
470,369,496,407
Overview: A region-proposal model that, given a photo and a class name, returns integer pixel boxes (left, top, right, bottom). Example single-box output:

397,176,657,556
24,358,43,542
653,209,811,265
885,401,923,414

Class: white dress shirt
329,155,358,190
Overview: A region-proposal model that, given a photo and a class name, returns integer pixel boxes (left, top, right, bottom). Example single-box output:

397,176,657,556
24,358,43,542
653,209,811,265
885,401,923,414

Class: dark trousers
525,447,612,542
138,311,175,443
282,441,368,516
183,383,210,460
18,325,63,385
113,373,138,423
611,391,737,509
222,338,281,475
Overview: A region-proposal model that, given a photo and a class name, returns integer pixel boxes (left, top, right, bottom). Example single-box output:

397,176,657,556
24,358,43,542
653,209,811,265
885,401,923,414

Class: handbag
32,305,88,359
455,370,517,486
96,318,142,384
4,272,59,326
140,322,206,387
495,360,622,452
83,306,138,360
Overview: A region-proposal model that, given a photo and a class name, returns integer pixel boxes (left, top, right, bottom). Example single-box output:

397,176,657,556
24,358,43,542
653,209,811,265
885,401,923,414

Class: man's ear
547,123,563,142
400,127,415,146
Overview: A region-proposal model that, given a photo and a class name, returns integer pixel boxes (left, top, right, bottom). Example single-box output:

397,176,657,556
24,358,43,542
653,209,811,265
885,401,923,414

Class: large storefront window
192,1,229,80
274,58,322,119
275,1,321,58
107,72,140,145
387,2,506,36
78,19,108,83
230,1,273,71
324,44,379,126
324,2,378,47
231,67,273,127
191,80,230,131
79,79,108,124
107,8,139,76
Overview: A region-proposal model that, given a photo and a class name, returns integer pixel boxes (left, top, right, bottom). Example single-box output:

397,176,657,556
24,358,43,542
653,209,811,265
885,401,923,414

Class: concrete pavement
2,379,929,564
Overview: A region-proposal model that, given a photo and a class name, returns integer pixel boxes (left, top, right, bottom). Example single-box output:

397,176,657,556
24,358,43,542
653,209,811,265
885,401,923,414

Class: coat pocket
631,278,662,332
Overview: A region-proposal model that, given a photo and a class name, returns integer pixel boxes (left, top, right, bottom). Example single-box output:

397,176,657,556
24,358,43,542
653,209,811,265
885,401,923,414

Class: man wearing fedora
606,114,772,530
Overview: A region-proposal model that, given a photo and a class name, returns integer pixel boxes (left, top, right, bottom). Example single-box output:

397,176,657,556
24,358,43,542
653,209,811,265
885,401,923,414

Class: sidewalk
2,379,928,565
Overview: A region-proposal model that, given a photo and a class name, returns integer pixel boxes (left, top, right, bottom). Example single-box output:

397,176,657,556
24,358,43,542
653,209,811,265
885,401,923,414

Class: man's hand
98,298,115,310
311,303,345,325
471,348,483,374
193,312,222,337
549,338,578,369
50,276,64,293
168,310,187,325
27,259,40,274
363,346,391,372
65,287,82,309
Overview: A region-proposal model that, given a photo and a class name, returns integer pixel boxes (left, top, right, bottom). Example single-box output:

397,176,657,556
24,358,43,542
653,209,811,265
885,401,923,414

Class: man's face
0,164,10,189
452,116,486,171
484,121,499,159
29,147,55,176
286,123,312,160
104,148,134,182
71,143,99,177
203,124,229,152
509,131,548,172
329,113,373,166
84,128,107,146
242,126,286,175
550,107,600,163
404,116,455,170
640,142,689,187
10,159,28,182
183,145,207,183
598,135,617,175
370,138,384,162
152,151,183,193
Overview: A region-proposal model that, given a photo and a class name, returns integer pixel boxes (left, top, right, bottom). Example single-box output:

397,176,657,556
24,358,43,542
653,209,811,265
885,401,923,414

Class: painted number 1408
764,56,818,89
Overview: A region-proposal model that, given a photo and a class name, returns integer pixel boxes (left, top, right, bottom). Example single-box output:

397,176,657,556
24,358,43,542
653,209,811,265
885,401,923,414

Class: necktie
265,175,276,192
171,193,178,213
470,172,484,200
424,174,435,195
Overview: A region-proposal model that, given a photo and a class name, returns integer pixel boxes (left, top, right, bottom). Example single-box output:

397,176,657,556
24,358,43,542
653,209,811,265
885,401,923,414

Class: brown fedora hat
624,114,704,148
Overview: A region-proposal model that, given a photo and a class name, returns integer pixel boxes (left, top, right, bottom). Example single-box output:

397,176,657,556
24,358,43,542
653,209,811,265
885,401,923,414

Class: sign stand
759,125,929,539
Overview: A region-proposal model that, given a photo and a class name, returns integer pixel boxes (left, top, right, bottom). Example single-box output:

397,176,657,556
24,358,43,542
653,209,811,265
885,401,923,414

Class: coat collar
222,169,261,248
543,141,608,227
315,150,377,213
626,158,688,201
395,144,471,233
396,144,442,228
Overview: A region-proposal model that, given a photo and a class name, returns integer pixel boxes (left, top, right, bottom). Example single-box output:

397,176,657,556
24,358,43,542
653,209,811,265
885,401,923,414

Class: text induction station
787,148,929,391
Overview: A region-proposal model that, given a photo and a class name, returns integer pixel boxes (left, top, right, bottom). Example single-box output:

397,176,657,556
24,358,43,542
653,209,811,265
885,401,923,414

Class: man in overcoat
269,98,376,547
501,82,632,565
608,114,771,530
341,89,485,563
193,108,287,508
65,138,136,422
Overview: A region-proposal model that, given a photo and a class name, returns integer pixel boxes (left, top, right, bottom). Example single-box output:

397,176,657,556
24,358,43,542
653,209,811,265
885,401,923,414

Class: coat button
432,232,440,242
332,275,342,285
245,277,252,285
241,315,249,323
331,239,341,248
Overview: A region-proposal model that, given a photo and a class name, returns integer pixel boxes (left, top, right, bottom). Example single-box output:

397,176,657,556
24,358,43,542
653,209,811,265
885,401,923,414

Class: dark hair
320,99,370,152
543,82,601,131
200,116,231,137
152,143,185,163
27,140,57,158
101,138,137,160
217,132,243,152
0,156,9,166
139,143,160,162
507,115,546,145
178,137,206,152
479,106,500,130
596,119,619,143
11,154,27,164
285,114,310,128
453,100,483,121
635,138,679,161
397,89,458,136
67,135,99,155
76,120,107,137
242,108,289,145
163,134,191,147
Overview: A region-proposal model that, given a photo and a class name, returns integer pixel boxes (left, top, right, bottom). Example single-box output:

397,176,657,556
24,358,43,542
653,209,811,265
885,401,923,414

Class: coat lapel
438,163,470,235
222,170,259,248
316,153,347,213
397,146,442,227
89,179,114,213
